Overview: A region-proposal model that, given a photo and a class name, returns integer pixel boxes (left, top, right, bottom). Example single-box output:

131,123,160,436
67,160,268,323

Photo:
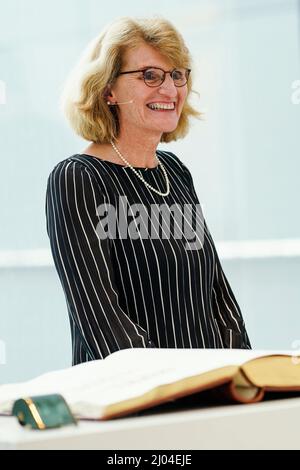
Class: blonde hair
60,16,201,144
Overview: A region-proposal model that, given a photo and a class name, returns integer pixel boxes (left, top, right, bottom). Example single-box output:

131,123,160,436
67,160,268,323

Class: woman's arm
45,159,155,361
211,249,251,349
176,153,251,349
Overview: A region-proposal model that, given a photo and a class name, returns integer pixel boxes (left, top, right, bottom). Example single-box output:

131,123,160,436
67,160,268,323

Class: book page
0,348,295,418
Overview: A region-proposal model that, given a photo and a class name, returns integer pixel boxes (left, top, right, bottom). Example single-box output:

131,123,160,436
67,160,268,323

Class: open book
1,348,300,420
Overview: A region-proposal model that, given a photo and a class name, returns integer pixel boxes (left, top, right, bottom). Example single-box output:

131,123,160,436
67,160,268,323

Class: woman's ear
102,85,113,100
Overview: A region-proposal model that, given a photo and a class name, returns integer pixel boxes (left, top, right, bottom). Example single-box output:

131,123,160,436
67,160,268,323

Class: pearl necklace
110,141,170,197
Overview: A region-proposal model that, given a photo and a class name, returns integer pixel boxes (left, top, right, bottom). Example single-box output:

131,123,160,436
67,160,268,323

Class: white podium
1,397,300,450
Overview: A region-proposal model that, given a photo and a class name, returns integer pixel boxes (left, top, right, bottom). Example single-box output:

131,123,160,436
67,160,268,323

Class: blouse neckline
77,153,161,172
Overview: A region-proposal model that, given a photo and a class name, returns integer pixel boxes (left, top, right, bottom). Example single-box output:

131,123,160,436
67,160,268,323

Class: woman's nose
158,73,177,96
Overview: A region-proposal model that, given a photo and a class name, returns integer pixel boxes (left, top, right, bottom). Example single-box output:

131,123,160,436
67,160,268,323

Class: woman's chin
154,121,179,133
143,118,179,135
161,124,178,133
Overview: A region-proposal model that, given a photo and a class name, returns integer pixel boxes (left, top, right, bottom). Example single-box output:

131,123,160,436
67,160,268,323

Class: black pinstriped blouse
45,150,251,365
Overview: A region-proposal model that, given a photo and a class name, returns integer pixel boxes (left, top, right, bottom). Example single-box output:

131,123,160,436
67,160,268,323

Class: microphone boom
108,100,133,105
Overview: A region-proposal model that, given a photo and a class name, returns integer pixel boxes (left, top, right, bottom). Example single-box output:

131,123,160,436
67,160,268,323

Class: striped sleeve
212,251,251,349
45,160,155,361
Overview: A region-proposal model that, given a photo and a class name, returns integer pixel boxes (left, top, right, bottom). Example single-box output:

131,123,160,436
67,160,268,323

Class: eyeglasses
118,67,191,87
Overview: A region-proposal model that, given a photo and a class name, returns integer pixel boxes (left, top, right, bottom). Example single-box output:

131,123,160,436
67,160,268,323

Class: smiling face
109,42,189,141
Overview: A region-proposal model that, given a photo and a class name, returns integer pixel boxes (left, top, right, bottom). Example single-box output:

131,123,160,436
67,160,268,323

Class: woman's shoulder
48,153,105,179
158,149,192,179
158,148,189,167
46,155,103,197
47,152,123,202
158,149,181,165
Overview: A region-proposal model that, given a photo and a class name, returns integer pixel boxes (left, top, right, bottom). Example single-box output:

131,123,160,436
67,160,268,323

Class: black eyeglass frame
118,67,191,87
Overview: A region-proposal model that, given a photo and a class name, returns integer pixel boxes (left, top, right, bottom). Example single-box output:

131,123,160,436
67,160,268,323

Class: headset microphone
107,100,133,105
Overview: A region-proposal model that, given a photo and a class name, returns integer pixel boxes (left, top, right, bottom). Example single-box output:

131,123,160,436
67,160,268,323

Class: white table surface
1,397,300,450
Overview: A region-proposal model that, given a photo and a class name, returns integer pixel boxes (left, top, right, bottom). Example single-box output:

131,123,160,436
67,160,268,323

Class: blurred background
0,0,299,382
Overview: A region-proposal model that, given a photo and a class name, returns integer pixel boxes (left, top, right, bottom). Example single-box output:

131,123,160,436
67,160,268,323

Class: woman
46,16,251,365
